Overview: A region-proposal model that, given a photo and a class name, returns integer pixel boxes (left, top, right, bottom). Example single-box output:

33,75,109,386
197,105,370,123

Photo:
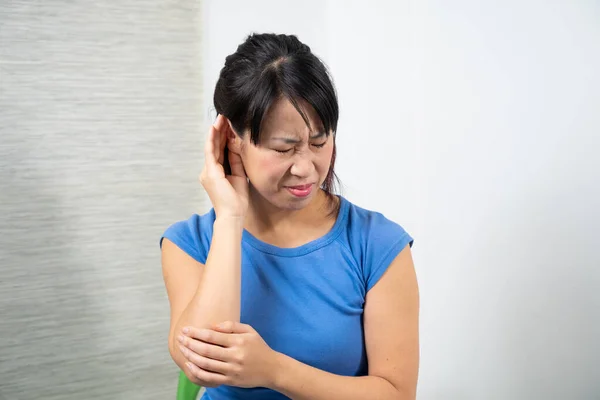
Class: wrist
213,215,245,232
267,350,292,392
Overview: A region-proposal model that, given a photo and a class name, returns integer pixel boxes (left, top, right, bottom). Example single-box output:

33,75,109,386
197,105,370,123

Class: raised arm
162,217,243,383
161,115,249,385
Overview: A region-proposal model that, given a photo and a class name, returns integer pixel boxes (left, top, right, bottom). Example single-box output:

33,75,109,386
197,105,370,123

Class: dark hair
213,33,341,211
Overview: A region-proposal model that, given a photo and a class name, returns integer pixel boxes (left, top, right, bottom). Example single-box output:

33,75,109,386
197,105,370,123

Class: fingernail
179,345,185,354
182,327,189,334
177,335,184,343
186,362,193,369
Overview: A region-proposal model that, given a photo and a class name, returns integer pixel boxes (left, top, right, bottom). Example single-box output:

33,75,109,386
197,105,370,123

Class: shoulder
342,197,413,247
339,197,414,291
159,208,216,264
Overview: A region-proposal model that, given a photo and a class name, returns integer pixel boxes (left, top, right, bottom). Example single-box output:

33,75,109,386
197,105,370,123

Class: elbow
167,340,180,369
167,338,176,362
167,336,205,386
167,332,177,360
167,334,185,370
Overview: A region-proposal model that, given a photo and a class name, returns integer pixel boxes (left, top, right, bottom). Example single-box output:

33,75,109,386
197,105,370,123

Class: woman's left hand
178,321,281,389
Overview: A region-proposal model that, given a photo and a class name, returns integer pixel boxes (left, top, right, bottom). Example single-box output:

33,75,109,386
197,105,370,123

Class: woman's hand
178,321,280,389
199,115,249,219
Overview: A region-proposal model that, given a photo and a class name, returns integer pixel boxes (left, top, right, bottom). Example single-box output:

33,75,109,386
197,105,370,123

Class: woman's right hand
199,115,249,219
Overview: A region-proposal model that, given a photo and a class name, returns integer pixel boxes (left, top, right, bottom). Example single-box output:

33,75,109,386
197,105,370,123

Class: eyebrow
271,131,326,144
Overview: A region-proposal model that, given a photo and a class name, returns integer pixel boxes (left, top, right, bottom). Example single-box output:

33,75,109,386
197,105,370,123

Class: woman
160,33,419,400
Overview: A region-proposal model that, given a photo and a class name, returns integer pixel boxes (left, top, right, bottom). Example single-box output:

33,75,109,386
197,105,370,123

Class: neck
244,187,333,235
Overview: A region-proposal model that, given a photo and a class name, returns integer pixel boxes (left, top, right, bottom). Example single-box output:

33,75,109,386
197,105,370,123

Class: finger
204,128,226,180
204,126,218,167
211,123,222,165
218,125,229,166
227,150,247,178
183,327,235,347
181,336,230,362
213,114,226,131
185,361,228,387
213,119,229,166
179,344,232,375
213,320,252,334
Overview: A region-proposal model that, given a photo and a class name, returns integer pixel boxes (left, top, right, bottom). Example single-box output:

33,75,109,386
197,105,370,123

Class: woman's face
231,98,334,211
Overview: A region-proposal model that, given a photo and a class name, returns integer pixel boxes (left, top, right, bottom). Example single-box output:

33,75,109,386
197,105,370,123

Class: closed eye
273,141,326,153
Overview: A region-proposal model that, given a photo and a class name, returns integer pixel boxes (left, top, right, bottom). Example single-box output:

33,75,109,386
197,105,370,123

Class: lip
286,183,313,190
286,183,314,198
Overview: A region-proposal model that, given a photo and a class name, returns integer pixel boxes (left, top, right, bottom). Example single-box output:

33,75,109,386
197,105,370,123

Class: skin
229,97,338,247
163,97,420,399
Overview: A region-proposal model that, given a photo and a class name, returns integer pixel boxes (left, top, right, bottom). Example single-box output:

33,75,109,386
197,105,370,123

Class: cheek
254,154,289,179
242,148,275,173
318,146,335,171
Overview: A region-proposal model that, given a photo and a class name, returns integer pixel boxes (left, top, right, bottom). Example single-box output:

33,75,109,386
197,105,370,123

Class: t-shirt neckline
241,195,349,257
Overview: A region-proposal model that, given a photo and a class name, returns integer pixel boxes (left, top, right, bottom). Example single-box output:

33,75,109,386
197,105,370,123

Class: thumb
213,321,251,334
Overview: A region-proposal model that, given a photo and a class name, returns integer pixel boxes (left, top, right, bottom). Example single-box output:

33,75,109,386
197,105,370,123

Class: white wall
408,2,600,399
203,1,600,398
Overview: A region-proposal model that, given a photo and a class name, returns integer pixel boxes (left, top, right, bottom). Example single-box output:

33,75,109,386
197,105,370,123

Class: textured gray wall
0,1,208,399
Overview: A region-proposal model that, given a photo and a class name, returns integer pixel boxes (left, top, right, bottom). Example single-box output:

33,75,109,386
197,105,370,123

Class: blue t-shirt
160,196,413,400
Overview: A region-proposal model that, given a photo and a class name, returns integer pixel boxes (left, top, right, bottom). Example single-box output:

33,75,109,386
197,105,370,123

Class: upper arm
363,244,420,399
161,238,205,353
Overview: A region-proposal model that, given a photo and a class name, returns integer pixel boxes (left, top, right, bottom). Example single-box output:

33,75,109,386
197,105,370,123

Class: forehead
260,98,322,138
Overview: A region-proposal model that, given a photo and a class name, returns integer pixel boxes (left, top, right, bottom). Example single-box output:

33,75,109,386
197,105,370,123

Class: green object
177,370,202,400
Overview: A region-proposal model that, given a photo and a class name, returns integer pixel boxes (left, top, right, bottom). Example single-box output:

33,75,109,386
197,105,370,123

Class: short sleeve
363,212,413,291
159,209,215,264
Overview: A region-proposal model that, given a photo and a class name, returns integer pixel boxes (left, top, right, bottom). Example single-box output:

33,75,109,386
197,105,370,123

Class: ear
224,118,243,154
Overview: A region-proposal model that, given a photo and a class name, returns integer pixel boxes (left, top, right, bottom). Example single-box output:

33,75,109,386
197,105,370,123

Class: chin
284,200,310,211
277,196,312,211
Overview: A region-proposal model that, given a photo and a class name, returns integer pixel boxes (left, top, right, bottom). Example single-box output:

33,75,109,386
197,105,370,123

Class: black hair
213,33,341,209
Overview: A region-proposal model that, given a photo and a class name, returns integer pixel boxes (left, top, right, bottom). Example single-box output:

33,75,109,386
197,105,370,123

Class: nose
289,152,315,178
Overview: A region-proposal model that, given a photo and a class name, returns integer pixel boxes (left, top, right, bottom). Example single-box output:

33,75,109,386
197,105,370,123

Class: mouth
286,183,314,198
286,183,313,190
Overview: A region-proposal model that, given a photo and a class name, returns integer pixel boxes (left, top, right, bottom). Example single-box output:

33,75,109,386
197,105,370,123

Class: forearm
170,217,243,368
270,352,413,400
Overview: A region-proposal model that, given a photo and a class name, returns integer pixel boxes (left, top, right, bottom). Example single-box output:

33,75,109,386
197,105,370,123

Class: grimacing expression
230,98,334,211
